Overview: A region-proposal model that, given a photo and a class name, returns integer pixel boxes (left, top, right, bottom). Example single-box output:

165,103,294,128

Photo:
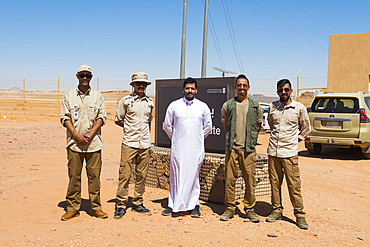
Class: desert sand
0,91,369,246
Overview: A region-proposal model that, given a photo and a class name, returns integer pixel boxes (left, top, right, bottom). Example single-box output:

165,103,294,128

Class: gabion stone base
130,146,271,203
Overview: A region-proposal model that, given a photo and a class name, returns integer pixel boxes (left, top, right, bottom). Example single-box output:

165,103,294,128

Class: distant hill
1,87,23,92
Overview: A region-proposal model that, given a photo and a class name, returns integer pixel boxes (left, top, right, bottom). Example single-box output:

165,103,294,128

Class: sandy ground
0,91,369,246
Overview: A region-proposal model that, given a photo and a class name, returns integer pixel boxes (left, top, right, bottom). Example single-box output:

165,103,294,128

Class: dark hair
235,74,249,85
277,79,291,89
183,77,198,89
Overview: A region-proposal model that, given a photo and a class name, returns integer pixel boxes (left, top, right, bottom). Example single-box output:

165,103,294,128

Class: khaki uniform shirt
221,100,263,150
60,87,107,153
267,100,311,158
115,92,154,149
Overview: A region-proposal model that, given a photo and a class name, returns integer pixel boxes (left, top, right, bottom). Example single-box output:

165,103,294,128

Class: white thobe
164,97,212,212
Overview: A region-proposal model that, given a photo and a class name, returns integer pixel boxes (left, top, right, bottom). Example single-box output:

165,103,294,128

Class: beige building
327,32,370,93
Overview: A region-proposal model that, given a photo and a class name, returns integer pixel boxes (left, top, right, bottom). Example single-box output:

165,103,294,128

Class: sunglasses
277,88,290,93
135,82,148,86
236,83,248,89
78,73,92,79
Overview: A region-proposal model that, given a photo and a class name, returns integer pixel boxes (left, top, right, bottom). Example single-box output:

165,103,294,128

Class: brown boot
91,210,108,219
61,211,80,221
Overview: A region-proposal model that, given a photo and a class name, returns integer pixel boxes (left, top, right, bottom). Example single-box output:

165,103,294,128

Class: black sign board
155,77,236,154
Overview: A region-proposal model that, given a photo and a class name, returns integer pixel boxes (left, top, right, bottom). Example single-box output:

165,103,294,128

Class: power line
270,0,328,44
221,0,244,73
201,0,226,69
249,0,328,51
292,0,330,35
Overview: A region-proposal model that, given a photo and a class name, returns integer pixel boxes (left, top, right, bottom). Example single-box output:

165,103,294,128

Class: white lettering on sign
210,108,214,118
209,125,221,136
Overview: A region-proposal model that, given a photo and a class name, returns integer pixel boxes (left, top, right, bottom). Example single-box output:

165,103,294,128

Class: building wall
327,32,370,93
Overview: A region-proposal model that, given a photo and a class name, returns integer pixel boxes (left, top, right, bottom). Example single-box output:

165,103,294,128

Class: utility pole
97,73,101,91
23,74,27,103
201,0,209,78
58,74,61,106
180,0,187,79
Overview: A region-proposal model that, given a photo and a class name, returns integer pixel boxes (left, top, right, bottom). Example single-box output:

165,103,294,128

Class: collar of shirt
131,91,150,101
183,97,194,106
277,99,297,109
76,86,91,96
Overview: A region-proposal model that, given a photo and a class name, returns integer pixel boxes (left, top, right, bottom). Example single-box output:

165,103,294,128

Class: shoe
91,210,108,219
114,207,126,219
132,204,151,214
245,211,260,223
162,207,172,216
266,212,282,222
220,209,235,221
296,217,309,230
191,205,202,218
61,211,80,221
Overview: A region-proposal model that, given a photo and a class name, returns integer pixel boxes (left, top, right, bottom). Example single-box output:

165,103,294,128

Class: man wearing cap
60,64,108,221
114,72,154,219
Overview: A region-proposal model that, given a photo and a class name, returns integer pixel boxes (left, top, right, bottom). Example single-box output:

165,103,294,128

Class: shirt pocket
88,105,98,122
286,111,298,125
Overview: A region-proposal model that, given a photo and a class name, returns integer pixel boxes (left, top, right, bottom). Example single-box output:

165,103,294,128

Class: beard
280,94,290,103
185,93,194,101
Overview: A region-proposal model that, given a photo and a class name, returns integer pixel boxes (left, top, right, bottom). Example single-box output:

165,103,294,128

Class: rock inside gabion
129,147,271,203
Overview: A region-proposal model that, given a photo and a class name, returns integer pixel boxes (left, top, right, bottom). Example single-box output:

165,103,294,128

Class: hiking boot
245,211,260,223
266,212,282,222
114,207,126,219
91,210,108,219
191,205,202,218
162,207,172,216
220,209,235,221
296,217,309,230
132,204,151,215
61,211,80,221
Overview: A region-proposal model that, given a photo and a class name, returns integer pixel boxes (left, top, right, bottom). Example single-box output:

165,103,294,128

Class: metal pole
201,0,209,78
97,73,101,91
180,0,188,79
23,74,27,103
296,70,300,101
58,74,61,106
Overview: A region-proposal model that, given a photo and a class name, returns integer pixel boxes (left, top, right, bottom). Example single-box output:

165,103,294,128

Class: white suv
305,91,370,158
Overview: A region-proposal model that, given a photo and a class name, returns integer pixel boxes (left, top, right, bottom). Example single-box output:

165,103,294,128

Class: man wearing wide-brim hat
114,72,154,219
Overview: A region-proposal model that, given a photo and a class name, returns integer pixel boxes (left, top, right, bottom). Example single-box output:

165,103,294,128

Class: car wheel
307,143,322,155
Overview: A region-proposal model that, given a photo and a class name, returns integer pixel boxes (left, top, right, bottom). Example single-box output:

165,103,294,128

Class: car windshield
311,97,359,113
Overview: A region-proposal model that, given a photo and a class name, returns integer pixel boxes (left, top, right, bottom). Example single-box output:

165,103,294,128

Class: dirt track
0,91,369,246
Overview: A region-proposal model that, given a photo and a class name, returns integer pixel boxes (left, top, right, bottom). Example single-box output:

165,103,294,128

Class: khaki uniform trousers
225,149,256,212
268,155,306,218
116,144,149,209
66,148,102,212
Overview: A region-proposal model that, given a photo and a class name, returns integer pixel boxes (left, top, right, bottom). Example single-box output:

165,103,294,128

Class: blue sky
0,0,369,95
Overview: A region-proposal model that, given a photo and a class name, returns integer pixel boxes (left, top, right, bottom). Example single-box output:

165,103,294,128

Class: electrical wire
221,0,244,73
249,0,328,51
201,0,226,69
292,0,330,35
270,0,328,44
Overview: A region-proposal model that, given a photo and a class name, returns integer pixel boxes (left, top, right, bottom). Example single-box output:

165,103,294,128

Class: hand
75,133,89,145
83,133,92,142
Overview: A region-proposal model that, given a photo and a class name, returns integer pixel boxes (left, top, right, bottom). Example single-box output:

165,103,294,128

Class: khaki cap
130,72,151,86
78,64,92,73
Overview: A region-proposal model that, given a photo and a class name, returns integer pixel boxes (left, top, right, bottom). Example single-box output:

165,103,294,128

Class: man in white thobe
162,77,212,217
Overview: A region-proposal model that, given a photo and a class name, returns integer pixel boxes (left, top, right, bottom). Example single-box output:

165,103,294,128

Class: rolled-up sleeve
60,94,71,126
298,106,311,141
97,94,107,126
